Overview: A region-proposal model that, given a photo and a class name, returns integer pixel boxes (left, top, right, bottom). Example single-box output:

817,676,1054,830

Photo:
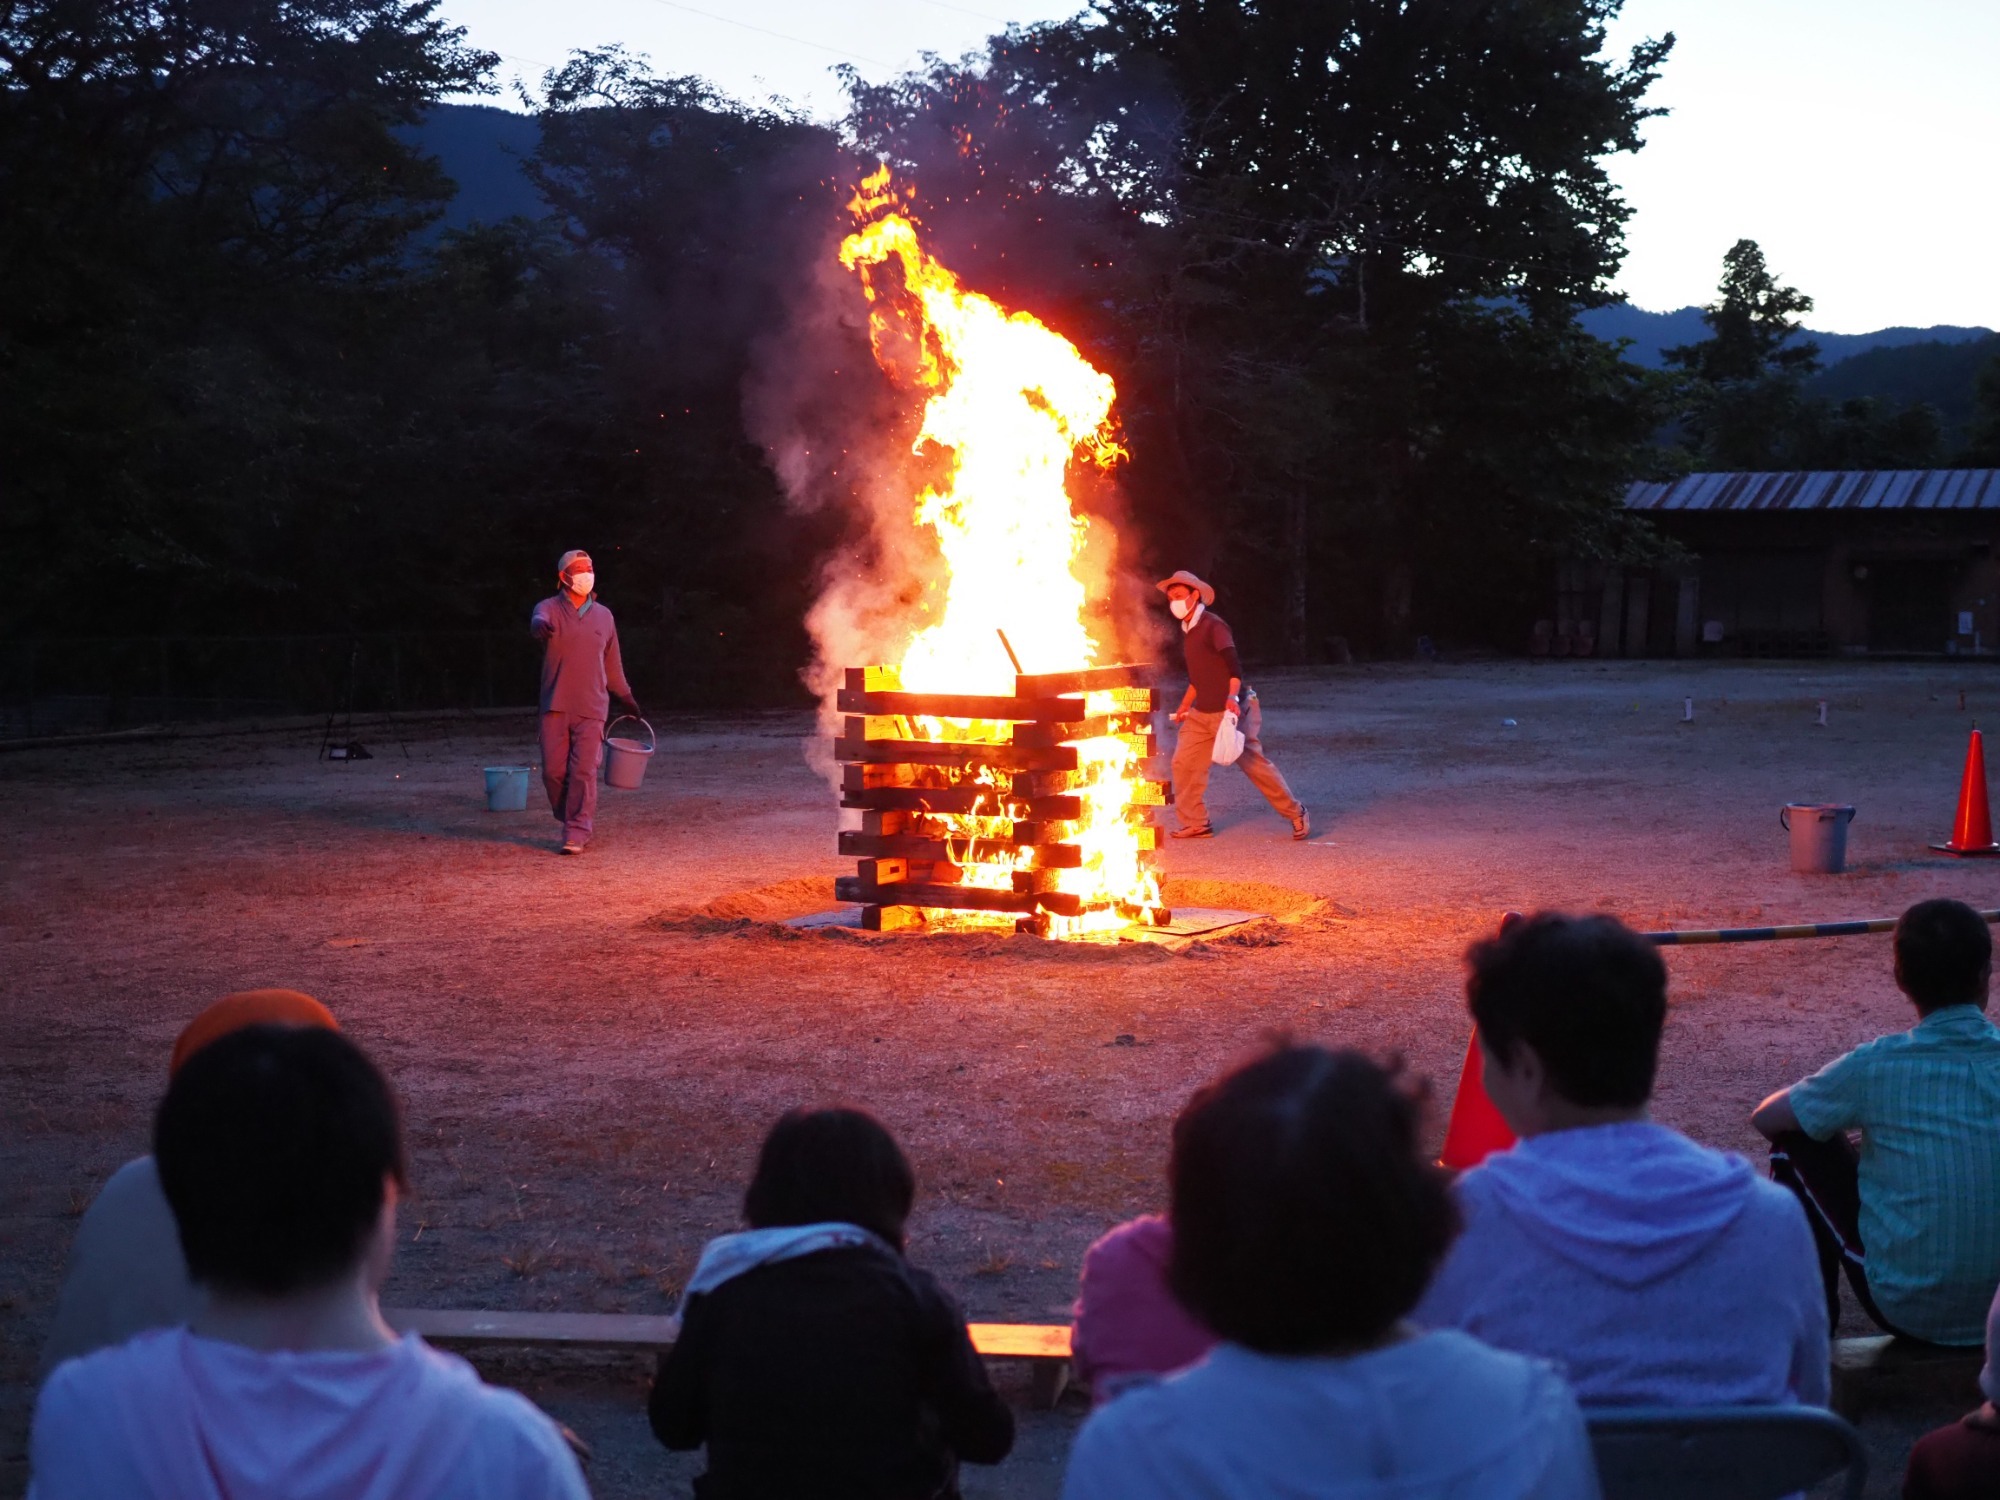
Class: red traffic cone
1438,1030,1517,1171
1933,728,2000,856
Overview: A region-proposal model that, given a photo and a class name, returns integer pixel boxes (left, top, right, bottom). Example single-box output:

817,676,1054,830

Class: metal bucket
604,716,655,790
483,765,531,812
1781,804,1856,874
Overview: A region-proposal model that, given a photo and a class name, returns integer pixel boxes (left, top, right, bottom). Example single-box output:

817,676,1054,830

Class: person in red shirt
530,549,640,855
1158,571,1308,840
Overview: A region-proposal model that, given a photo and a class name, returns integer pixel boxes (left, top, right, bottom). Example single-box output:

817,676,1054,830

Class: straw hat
1155,570,1215,605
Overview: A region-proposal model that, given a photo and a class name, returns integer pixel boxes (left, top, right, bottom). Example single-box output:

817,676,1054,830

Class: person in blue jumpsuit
530,549,640,855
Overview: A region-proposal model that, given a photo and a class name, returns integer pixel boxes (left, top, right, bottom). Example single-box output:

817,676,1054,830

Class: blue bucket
484,765,532,812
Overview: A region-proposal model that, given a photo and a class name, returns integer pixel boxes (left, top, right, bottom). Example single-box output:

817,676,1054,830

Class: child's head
156,1024,408,1298
744,1107,916,1249
1894,898,1993,1014
1167,1045,1456,1355
1465,912,1667,1121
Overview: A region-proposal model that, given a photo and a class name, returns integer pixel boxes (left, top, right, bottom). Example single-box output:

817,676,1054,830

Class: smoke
743,71,1181,792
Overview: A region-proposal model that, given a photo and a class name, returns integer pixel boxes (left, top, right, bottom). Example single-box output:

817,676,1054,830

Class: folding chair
1586,1405,1865,1500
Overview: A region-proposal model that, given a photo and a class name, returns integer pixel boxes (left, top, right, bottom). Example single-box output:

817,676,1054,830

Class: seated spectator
39,988,339,1375
1416,913,1828,1405
1060,1045,1596,1500
31,1026,587,1500
1071,1214,1216,1404
650,1106,1014,1499
1903,1280,2000,1499
1754,897,2000,1346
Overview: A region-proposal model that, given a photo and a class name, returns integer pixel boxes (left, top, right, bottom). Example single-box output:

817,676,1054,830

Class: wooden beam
836,688,1082,721
1012,715,1154,748
843,666,904,693
833,738,1079,773
840,786,1084,820
852,809,908,836
840,832,1084,867
841,763,919,791
861,904,927,932
1015,662,1158,696
834,879,1091,917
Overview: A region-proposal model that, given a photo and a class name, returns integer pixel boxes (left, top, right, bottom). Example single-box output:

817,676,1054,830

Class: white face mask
567,571,595,595
1169,597,1194,620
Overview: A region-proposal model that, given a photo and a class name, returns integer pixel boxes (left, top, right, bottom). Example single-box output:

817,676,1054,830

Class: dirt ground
6,658,2000,1497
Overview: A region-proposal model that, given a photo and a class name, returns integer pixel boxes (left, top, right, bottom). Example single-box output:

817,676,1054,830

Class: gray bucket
604,716,655,790
483,765,531,812
1781,803,1855,874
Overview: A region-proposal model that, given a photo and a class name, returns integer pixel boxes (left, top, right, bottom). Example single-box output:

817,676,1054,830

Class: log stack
833,662,1171,936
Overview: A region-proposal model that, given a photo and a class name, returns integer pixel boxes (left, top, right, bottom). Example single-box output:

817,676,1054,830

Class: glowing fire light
839,166,1160,938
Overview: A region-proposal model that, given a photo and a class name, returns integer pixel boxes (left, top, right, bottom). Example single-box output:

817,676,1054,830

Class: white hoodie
1414,1121,1829,1406
31,1328,589,1500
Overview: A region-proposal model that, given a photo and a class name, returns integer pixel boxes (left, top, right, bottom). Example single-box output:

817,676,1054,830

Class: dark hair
1896,898,1993,1011
1167,1046,1456,1354
1466,912,1667,1109
743,1107,915,1249
154,1025,408,1296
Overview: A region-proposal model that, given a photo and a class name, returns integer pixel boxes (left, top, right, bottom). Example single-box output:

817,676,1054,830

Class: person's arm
647,1302,707,1450
530,599,557,643
916,1275,1015,1465
602,619,637,713
1169,685,1196,724
1750,1088,1802,1141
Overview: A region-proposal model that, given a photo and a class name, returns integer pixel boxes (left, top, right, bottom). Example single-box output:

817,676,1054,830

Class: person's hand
1169,709,1188,725
619,696,643,719
1963,1401,2000,1432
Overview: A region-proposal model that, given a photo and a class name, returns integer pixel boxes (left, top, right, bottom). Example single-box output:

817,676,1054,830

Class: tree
1964,353,2000,465
1664,239,1822,469
0,0,497,634
845,1,1676,654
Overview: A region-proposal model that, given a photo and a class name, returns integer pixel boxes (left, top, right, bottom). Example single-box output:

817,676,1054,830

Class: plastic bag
1211,711,1246,766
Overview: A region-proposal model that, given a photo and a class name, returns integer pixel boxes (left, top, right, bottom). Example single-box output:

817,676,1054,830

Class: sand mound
649,877,836,932
1159,877,1327,921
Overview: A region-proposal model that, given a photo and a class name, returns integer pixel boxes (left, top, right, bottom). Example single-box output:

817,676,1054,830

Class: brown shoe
1170,824,1213,840
1292,807,1310,841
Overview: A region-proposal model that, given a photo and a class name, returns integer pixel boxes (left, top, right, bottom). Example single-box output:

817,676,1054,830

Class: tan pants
1171,696,1301,830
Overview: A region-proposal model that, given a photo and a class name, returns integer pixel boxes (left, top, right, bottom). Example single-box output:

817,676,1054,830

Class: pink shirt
1071,1215,1217,1403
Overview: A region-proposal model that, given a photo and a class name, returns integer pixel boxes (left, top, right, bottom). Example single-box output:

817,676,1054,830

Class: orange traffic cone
1933,728,2000,856
1438,1030,1517,1171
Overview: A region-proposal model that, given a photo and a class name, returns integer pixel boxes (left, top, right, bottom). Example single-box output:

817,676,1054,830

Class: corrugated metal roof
1624,471,2000,512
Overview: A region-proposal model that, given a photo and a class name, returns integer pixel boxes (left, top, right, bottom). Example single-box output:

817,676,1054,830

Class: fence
0,632,554,740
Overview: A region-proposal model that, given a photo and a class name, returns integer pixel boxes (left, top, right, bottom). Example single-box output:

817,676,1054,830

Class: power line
633,0,900,69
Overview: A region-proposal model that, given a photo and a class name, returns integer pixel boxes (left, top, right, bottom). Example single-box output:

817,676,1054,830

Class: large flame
839,166,1160,938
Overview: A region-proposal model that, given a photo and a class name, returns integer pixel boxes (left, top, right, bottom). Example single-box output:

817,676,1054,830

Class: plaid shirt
1790,1004,2000,1344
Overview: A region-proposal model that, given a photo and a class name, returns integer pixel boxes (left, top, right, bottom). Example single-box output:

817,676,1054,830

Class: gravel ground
6,658,2000,1497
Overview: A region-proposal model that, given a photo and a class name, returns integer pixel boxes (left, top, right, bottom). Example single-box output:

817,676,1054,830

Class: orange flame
840,166,1159,938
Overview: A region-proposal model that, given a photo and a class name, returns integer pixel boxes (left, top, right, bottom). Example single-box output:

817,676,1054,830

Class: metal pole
1640,911,2000,946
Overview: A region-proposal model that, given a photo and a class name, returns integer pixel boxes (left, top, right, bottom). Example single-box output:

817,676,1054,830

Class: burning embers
828,169,1166,938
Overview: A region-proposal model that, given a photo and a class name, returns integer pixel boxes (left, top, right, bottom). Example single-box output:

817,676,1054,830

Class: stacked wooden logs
833,662,1171,936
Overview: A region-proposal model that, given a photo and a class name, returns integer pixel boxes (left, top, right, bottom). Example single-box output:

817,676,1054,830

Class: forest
5,0,1998,711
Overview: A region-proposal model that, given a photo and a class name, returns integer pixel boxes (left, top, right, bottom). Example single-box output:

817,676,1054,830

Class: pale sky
449,0,2000,333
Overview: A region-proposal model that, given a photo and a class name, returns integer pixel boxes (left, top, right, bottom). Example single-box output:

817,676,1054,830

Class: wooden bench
1829,1334,1982,1421
384,1308,1075,1407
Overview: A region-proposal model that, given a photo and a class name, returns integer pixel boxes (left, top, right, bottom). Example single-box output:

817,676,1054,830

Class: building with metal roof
1546,471,2000,658
1625,470,2000,515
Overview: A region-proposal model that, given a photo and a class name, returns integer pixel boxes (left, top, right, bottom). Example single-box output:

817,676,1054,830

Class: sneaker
1292,807,1310,841
560,841,587,855
1169,824,1213,840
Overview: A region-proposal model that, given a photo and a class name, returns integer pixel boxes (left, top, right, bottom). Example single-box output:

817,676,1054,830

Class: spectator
30,1026,587,1500
1416,913,1828,1405
1903,1281,2000,1498
39,988,339,1375
1060,1046,1597,1500
1070,1214,1216,1404
651,1107,1014,1499
1754,897,2000,1346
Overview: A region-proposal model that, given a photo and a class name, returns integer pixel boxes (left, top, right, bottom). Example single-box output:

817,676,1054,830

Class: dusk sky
450,0,2000,334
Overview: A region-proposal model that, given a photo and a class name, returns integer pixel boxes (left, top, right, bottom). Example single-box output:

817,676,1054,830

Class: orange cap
170,989,339,1078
